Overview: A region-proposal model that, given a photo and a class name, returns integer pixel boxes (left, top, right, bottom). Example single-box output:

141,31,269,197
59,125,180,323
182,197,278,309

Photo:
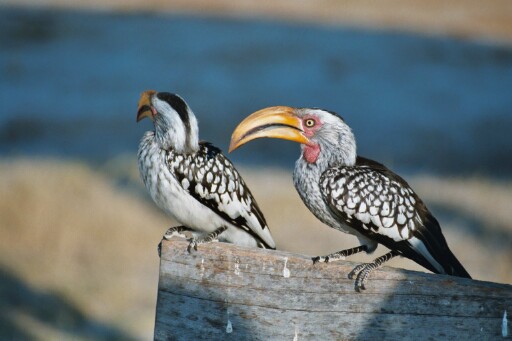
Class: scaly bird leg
312,245,369,264
158,225,192,257
349,250,400,292
187,226,228,253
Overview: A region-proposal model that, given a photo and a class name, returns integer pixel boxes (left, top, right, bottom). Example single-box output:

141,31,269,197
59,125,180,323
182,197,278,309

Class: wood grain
155,238,511,340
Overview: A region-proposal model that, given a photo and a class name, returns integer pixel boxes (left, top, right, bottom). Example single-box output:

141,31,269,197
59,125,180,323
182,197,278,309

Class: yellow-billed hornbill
229,106,470,290
137,91,275,254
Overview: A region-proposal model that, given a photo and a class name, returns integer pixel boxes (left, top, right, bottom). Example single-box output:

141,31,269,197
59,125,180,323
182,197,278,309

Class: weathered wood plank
155,238,511,340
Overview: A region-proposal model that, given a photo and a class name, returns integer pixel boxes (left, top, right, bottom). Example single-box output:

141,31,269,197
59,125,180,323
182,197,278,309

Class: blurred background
1,0,511,339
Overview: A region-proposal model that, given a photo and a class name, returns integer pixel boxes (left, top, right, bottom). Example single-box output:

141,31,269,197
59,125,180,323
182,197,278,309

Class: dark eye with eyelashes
304,119,315,128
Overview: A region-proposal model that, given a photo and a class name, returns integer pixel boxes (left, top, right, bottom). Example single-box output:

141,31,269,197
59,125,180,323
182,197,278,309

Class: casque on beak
136,90,157,122
229,106,310,152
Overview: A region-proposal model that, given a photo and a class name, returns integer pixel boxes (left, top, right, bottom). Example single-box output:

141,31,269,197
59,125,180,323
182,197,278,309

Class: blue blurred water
1,7,512,176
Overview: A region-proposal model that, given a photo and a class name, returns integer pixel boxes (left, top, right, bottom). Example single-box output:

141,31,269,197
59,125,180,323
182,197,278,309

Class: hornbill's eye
305,119,315,128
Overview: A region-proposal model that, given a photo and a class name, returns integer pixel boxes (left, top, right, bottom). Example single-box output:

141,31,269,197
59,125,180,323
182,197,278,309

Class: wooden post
155,238,511,340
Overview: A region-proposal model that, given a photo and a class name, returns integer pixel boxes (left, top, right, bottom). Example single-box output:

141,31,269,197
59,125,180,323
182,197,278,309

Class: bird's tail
435,245,471,278
406,214,472,279
260,244,276,250
403,236,471,279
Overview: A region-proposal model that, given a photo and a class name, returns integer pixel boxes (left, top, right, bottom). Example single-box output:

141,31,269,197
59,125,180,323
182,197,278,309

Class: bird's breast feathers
293,160,359,236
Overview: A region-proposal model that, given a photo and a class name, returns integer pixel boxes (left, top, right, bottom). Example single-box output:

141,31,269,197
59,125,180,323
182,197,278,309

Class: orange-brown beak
136,90,157,122
229,106,310,153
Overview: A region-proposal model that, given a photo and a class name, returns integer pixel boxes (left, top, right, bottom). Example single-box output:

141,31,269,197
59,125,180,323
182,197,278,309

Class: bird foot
187,238,199,253
312,252,348,264
312,256,329,264
348,263,372,292
158,226,190,257
186,226,227,254
186,237,221,253
163,225,189,241
312,246,368,265
348,263,367,279
348,250,399,292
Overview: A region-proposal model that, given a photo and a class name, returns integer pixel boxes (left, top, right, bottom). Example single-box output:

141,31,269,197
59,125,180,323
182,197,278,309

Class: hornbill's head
229,106,356,166
137,90,199,153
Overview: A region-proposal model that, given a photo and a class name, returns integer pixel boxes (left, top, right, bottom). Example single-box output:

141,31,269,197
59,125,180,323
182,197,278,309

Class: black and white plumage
229,106,470,290
137,90,275,253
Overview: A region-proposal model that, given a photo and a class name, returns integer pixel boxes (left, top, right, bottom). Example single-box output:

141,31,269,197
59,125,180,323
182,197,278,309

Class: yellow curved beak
136,90,157,122
229,106,310,153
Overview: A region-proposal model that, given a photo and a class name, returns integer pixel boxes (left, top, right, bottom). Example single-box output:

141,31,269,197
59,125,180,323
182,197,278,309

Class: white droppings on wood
156,239,512,340
225,308,233,334
199,258,205,278
226,319,233,333
503,310,508,337
293,326,299,341
283,257,290,278
234,257,240,276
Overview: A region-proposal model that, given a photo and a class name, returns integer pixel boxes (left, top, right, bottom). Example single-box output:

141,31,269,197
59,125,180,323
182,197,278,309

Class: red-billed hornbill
229,106,470,290
137,91,275,254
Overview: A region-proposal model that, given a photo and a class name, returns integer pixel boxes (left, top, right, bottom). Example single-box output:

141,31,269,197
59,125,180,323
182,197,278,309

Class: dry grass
0,158,166,340
4,0,512,44
0,158,510,339
413,176,512,233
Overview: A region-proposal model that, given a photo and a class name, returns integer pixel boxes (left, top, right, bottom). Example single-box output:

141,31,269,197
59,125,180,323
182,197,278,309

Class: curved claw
354,265,372,292
348,263,366,279
187,239,198,253
355,274,367,292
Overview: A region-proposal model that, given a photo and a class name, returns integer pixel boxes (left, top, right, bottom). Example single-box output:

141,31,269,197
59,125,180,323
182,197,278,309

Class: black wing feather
320,156,470,278
168,142,275,249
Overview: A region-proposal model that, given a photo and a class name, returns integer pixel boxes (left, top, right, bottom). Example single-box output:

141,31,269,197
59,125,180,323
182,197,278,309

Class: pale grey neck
154,115,200,154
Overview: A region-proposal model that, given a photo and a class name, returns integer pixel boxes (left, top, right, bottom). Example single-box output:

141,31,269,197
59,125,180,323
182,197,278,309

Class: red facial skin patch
302,115,322,164
303,143,321,163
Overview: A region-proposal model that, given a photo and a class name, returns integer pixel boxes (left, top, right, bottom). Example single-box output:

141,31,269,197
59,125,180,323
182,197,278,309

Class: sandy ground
3,0,512,44
0,158,510,339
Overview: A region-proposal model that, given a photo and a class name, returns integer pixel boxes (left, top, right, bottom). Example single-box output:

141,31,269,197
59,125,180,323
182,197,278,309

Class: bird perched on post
229,106,470,291
136,90,275,254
